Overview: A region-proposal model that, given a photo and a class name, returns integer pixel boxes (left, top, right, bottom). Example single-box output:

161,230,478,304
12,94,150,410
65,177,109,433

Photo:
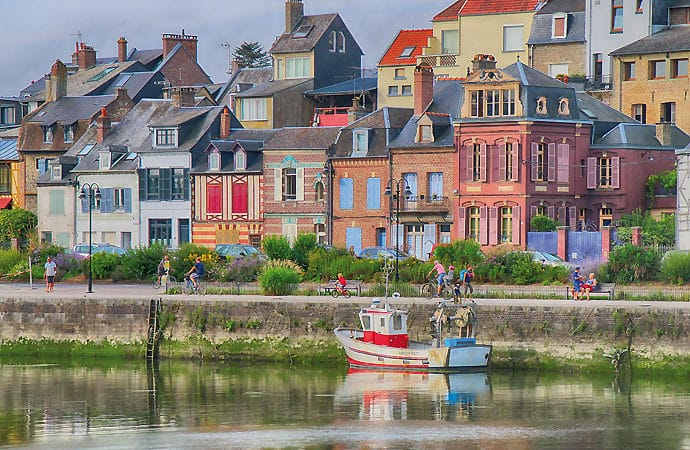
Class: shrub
33,244,66,262
258,265,302,295
305,246,351,281
510,255,541,284
530,214,559,232
601,244,660,283
660,251,690,283
0,249,22,276
210,257,264,282
290,233,318,269
0,208,37,243
89,252,121,279
170,243,217,280
120,244,165,281
262,235,291,260
432,240,484,269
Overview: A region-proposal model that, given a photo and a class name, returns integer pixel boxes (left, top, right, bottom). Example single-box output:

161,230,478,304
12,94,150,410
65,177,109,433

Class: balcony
402,195,451,213
312,107,349,127
581,75,612,91
417,54,457,68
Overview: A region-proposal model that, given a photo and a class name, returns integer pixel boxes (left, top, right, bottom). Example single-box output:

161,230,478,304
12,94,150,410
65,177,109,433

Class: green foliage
224,319,237,332
0,208,37,243
120,244,165,281
89,252,121,279
186,306,207,333
33,244,65,261
432,239,484,269
232,41,271,68
601,244,660,283
305,246,352,281
262,235,291,260
0,249,22,276
646,169,677,198
530,214,559,232
258,265,302,295
290,233,317,269
170,243,218,280
660,251,690,283
473,247,567,285
616,209,675,246
210,257,264,282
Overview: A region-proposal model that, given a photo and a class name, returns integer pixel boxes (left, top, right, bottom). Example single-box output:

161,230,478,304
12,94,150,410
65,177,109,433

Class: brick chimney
348,96,366,124
77,43,97,70
117,37,128,63
96,108,111,143
162,30,198,60
220,106,232,139
414,63,434,116
46,60,67,102
471,53,497,74
656,122,673,146
285,0,304,33
171,87,196,108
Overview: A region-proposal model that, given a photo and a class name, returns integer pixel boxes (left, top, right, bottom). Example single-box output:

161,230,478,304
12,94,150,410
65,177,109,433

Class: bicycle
421,276,452,299
153,270,177,289
330,282,351,299
183,275,204,295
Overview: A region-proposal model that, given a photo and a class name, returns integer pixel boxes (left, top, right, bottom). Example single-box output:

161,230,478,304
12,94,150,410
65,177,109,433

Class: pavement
1,282,689,311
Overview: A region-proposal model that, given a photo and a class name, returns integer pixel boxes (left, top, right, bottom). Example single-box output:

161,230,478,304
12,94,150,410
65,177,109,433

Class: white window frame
114,188,125,210
503,24,524,52
235,150,246,170
338,31,346,53
153,128,177,148
239,98,267,121
552,13,567,39
209,152,220,171
388,85,399,97
286,57,310,78
353,130,368,154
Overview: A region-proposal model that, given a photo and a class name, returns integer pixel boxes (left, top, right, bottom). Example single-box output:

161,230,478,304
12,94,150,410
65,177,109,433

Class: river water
0,360,688,449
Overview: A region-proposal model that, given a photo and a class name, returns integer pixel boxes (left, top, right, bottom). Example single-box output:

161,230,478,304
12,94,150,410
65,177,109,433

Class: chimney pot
414,64,434,116
118,36,128,63
97,107,112,143
171,87,196,108
220,106,232,139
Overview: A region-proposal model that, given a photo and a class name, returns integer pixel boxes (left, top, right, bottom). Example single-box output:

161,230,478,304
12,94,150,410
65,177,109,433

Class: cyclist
185,257,205,290
336,272,348,296
427,260,446,298
156,255,171,286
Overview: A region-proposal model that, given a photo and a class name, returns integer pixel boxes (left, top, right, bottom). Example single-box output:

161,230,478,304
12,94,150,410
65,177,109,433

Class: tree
0,208,37,243
530,214,559,232
232,41,271,69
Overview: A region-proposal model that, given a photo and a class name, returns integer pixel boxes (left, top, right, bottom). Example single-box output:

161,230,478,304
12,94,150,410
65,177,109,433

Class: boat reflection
334,369,491,421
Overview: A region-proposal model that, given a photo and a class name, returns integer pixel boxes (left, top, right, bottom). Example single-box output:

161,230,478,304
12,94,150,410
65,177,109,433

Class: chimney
48,60,67,102
162,29,198,60
414,63,434,116
348,96,366,124
230,58,243,75
96,108,111,144
220,106,232,139
285,0,304,33
171,87,196,108
77,43,97,70
471,53,497,74
656,122,673,146
117,36,128,63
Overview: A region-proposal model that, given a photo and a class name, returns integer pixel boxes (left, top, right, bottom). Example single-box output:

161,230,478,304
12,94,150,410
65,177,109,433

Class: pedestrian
458,265,474,302
427,260,446,298
349,246,356,257
156,255,171,286
44,256,57,293
572,267,584,300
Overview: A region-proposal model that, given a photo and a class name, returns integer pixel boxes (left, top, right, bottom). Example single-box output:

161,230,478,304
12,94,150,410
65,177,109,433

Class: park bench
565,282,616,300
321,279,363,296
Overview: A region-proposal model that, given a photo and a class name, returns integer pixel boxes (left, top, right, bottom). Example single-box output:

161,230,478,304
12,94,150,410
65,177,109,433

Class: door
376,227,386,247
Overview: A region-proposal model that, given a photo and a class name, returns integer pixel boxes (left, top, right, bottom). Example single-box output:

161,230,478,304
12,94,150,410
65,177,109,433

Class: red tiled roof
433,0,541,20
433,0,465,21
378,29,434,67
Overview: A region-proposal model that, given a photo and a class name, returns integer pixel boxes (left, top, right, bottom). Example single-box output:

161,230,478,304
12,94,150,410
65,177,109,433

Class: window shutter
511,142,520,181
586,157,597,188
274,168,282,201
466,144,474,181
531,205,538,221
547,143,556,181
569,206,577,230
548,206,555,219
138,169,147,201
489,207,498,245
512,206,521,244
340,178,353,209
530,142,538,181
423,224,436,260
558,206,567,225
457,207,466,240
480,143,487,182
346,227,363,254
232,182,248,213
124,188,132,213
207,185,222,214
367,177,381,209
160,168,172,201
101,188,113,213
183,169,190,201
557,143,569,183
479,206,488,245
498,142,507,181
49,190,64,216
296,167,304,201
612,157,620,188
81,194,88,213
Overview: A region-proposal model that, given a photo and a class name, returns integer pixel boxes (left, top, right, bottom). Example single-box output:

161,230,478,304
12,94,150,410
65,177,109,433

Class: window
401,85,412,96
611,0,623,32
49,190,64,215
207,184,222,213
536,97,547,114
587,157,619,189
315,223,326,245
209,152,220,170
149,219,172,247
339,177,353,209
239,98,267,121
672,59,688,78
114,188,125,210
283,168,297,201
338,31,346,52
552,14,567,38
178,219,190,244
63,124,75,143
36,158,51,176
548,63,569,78
235,151,246,170
651,60,666,79
275,58,284,79
503,143,514,181
661,102,676,123
329,31,337,52
558,98,570,115
500,207,513,243
42,126,53,143
366,177,381,210
77,144,94,156
536,143,548,181
0,164,10,194
403,172,418,199
503,25,524,52
146,169,160,200
600,207,613,228
286,57,310,78
502,89,515,115
471,90,484,117
388,85,399,96
599,157,613,187
0,107,16,125
440,224,451,244
623,62,636,80
472,89,516,117
441,29,458,54
635,0,643,13
428,172,443,200
632,104,646,123
486,90,500,116
315,181,324,201
293,25,313,38
472,143,482,182
50,165,61,181
171,168,187,200
155,128,176,147
400,46,415,58
41,231,52,244
419,124,432,143
394,68,405,79
353,130,368,154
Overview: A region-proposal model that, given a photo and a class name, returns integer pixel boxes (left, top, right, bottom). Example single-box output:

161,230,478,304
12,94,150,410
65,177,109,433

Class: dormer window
552,13,567,39
51,165,62,181
536,97,548,114
42,125,53,143
353,129,368,155
235,150,246,171
558,98,570,115
209,152,220,171
418,125,433,143
64,124,75,143
154,128,177,147
99,151,111,170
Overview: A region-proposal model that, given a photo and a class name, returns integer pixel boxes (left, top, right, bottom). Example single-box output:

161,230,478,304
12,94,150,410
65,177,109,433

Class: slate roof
0,139,18,161
263,127,339,150
528,10,586,45
91,71,164,100
270,14,339,54
24,95,116,126
155,43,212,84
192,129,278,174
127,48,164,68
502,60,567,88
234,78,312,98
611,26,690,56
593,123,690,150
575,93,635,124
304,77,377,96
330,107,414,158
378,29,434,67
538,0,585,14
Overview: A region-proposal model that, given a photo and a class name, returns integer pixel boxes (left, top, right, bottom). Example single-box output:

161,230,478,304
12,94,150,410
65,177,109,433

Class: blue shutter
366,177,380,210
81,193,88,213
100,188,114,213
160,168,172,201
183,168,190,200
138,169,147,201
124,188,132,213
339,178,353,209
423,224,436,260
345,227,362,254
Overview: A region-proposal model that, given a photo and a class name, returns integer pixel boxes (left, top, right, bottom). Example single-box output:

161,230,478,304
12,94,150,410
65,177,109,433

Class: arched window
338,31,346,52
315,181,324,201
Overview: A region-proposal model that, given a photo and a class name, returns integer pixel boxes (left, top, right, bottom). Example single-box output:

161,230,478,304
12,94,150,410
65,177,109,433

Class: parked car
72,243,126,259
215,244,267,260
527,251,572,268
358,246,412,260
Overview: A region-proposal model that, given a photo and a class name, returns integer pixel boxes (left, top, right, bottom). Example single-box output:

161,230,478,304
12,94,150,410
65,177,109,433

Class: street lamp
78,183,101,293
385,178,412,282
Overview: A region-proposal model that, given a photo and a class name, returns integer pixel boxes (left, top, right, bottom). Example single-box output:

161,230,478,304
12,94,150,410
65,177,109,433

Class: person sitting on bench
581,272,598,300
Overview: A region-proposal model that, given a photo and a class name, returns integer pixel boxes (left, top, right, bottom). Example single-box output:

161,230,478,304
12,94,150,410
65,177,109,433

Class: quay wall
0,296,688,357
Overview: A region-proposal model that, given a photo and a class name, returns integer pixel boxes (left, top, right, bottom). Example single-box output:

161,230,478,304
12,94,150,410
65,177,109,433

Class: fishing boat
334,299,491,371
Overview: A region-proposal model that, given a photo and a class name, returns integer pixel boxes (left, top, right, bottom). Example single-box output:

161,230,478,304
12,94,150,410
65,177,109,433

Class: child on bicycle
336,272,347,295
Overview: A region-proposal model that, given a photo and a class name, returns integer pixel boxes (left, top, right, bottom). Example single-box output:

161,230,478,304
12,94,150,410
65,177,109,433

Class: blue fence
567,231,602,262
526,232,558,254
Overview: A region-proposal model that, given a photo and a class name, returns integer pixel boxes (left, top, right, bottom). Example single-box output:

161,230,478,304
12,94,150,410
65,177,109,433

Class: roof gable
270,13,339,54
379,29,433,67
433,0,464,21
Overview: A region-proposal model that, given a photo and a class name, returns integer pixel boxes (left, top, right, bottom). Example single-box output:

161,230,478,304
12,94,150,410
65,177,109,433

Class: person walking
572,267,584,300
156,255,171,286
44,256,57,293
427,260,446,298
458,265,474,302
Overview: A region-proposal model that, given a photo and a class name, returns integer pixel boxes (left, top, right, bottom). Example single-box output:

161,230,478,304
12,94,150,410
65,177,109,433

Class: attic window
399,46,415,58
154,128,177,147
293,25,313,38
78,144,94,156
552,13,567,38
64,123,75,143
536,97,548,115
51,165,62,181
42,125,53,143
235,150,246,170
209,152,220,171
558,98,570,115
87,66,116,82
353,130,368,155
418,124,433,143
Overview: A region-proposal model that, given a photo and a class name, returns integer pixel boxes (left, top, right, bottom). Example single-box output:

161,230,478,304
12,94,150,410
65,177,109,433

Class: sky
0,0,451,96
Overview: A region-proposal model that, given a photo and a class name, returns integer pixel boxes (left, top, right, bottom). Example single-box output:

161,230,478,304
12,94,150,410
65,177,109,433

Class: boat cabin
358,301,409,348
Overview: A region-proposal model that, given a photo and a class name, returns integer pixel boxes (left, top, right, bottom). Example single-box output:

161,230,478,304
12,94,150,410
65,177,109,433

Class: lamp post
385,178,412,282
78,183,101,293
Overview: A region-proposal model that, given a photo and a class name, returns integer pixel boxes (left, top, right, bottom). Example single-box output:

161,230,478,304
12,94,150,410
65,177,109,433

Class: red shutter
479,206,488,245
586,157,597,188
498,142,507,181
467,144,474,181
531,142,538,181
206,184,222,214
457,207,466,240
512,206,521,245
569,206,577,230
611,156,620,188
489,207,498,245
480,143,487,182
547,143,556,181
557,143,569,183
232,182,248,213
511,142,520,181
558,206,567,225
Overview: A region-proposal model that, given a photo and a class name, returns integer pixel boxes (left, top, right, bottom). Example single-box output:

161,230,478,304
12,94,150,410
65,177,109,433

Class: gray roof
502,61,567,88
0,139,18,161
216,67,274,104
304,77,377,96
611,26,690,56
127,48,164,67
95,71,162,98
575,92,635,124
234,78,312,98
331,107,414,158
192,129,276,174
528,10,586,44
594,123,690,149
24,95,116,126
270,14,339,54
263,127,339,150
537,0,584,14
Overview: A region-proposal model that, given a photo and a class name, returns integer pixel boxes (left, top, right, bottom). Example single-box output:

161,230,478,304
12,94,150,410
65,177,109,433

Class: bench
565,282,616,300
321,280,362,296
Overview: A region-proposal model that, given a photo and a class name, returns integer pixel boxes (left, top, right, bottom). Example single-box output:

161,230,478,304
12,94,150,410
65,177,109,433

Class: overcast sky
0,0,451,96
